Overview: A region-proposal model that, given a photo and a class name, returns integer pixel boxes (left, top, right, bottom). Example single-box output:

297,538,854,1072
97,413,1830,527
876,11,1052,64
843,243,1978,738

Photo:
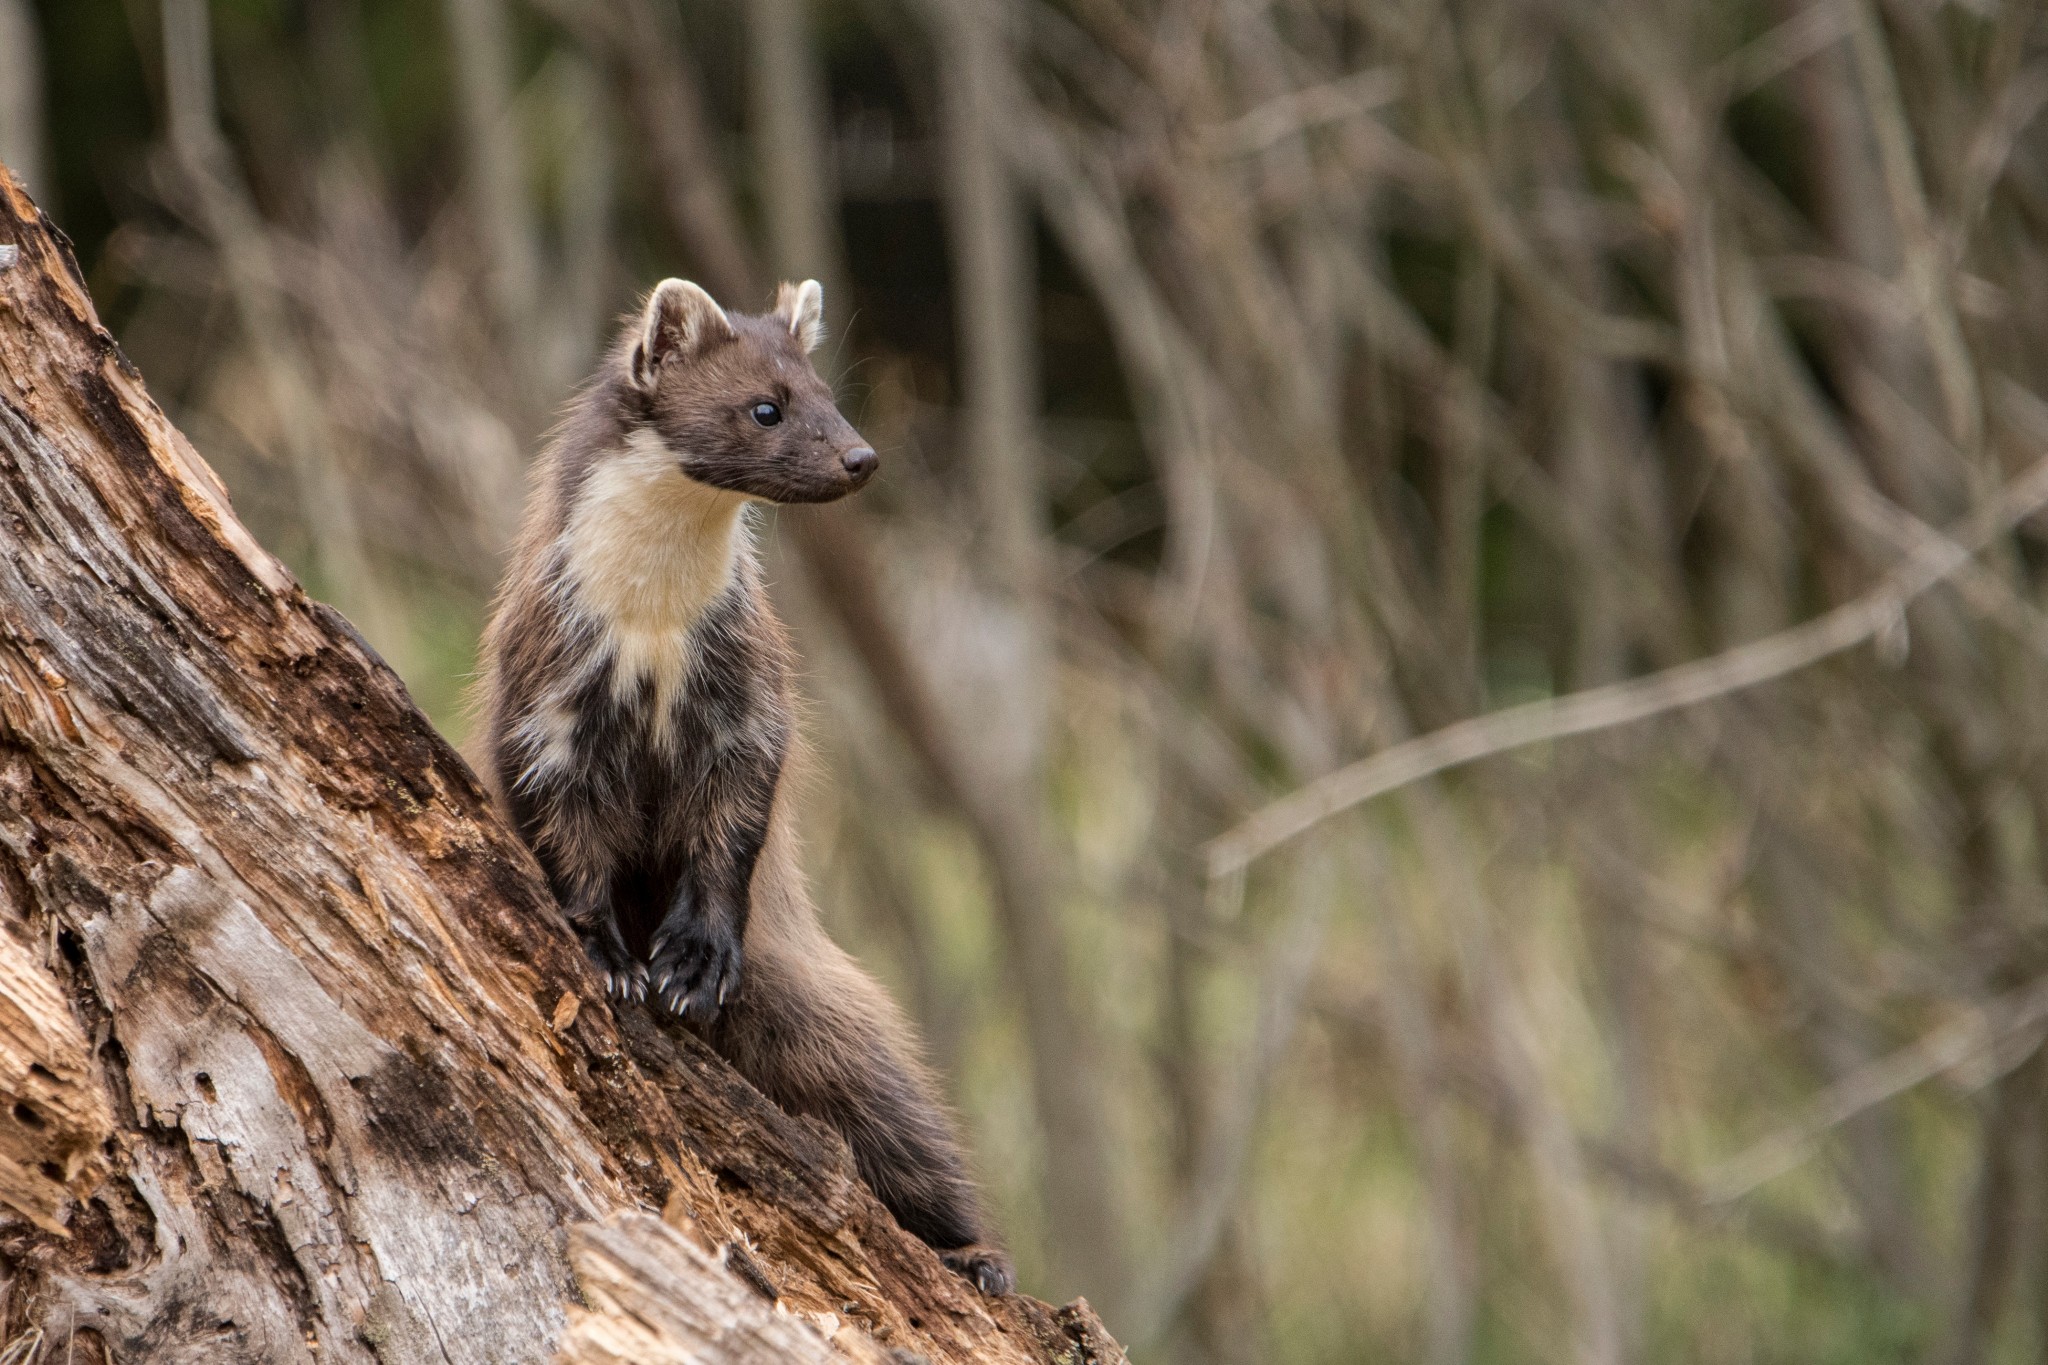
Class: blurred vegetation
10,0,2048,1361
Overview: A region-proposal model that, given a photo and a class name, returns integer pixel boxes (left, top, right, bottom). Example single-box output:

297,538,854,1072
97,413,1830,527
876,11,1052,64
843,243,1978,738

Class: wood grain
0,927,111,1238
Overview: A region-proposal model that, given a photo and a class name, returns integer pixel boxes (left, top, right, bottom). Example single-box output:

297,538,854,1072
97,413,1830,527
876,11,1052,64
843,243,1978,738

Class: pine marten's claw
597,964,645,1004
648,919,744,1024
579,925,643,1003
940,1246,1015,1296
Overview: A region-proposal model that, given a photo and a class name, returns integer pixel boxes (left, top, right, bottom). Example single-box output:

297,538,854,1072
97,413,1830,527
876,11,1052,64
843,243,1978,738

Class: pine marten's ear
773,279,826,353
630,279,734,389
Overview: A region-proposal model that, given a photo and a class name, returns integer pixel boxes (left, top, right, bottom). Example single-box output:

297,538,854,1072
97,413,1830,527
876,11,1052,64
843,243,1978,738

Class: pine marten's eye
750,402,783,428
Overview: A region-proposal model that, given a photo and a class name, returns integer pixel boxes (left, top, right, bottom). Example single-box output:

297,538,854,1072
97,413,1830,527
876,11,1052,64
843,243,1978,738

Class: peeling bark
0,170,1123,1365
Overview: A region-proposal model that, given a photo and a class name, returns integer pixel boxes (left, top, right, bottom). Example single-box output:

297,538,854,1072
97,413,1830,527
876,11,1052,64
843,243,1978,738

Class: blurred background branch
0,0,45,202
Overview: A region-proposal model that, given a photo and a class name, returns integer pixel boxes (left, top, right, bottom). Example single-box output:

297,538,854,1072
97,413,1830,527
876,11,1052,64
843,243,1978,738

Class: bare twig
1207,452,2048,877
0,0,45,203
439,0,543,363
1203,67,1402,157
1701,973,2048,1204
529,0,761,303
156,0,408,670
1126,844,1337,1347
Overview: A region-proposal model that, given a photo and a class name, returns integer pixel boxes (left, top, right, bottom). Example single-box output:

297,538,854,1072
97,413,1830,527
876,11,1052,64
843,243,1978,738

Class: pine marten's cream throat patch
560,428,750,708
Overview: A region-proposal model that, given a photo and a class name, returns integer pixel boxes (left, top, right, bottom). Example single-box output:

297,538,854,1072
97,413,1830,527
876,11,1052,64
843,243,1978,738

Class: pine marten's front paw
647,915,744,1023
940,1245,1015,1296
578,919,647,1003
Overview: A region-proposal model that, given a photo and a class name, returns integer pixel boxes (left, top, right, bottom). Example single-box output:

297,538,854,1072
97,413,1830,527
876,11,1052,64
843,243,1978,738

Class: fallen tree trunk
0,169,1124,1365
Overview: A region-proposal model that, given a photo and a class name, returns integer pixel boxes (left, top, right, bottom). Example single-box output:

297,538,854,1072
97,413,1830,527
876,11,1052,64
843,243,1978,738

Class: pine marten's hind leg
709,928,1014,1295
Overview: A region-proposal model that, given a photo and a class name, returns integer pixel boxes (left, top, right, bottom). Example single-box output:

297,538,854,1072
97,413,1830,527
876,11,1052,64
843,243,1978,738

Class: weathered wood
558,1212,866,1365
0,168,1123,1364
0,928,111,1238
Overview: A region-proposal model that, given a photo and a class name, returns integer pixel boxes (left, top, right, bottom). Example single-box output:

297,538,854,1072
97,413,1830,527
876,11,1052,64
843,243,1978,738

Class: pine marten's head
621,277,875,504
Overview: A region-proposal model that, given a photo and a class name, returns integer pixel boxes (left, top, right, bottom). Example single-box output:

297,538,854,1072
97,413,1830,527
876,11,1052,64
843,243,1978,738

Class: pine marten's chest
533,599,789,951
572,599,779,796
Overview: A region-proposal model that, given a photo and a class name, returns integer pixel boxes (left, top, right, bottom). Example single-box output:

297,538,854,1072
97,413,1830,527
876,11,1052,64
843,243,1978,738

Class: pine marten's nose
842,446,878,480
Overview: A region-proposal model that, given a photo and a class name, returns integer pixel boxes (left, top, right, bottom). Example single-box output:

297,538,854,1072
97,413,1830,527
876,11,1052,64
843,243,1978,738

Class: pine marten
476,278,1012,1294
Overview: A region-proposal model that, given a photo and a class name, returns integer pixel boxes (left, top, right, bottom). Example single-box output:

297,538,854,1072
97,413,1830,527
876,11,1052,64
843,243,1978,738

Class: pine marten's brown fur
476,278,1012,1294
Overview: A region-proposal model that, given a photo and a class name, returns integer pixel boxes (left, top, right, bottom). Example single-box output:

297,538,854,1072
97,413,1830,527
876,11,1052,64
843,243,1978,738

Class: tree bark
0,170,1123,1365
